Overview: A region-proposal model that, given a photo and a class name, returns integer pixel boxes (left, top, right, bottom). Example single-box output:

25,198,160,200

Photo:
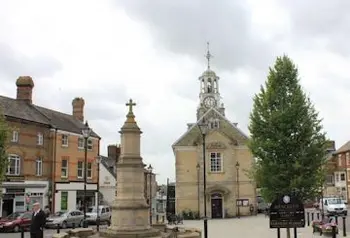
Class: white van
319,197,347,216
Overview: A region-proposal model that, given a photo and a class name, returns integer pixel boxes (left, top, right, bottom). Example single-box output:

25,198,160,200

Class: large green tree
0,109,8,199
249,55,327,203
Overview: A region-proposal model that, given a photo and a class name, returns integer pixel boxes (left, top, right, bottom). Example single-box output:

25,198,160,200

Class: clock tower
197,43,225,120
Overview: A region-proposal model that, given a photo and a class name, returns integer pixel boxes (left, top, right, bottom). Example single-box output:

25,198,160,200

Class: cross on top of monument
126,99,136,113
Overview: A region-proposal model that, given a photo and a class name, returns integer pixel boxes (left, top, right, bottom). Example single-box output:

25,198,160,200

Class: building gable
172,108,248,150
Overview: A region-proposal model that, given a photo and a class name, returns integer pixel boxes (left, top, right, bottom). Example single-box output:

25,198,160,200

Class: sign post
270,195,305,238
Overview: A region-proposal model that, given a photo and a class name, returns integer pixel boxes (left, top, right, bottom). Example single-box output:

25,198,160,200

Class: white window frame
61,159,68,178
11,131,19,142
87,139,93,150
61,135,69,147
35,158,43,176
78,138,84,149
87,162,92,179
7,154,20,175
335,173,340,182
37,132,44,145
77,161,84,178
209,152,223,172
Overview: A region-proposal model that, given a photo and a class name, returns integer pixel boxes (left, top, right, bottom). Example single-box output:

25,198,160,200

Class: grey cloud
0,43,62,79
280,0,350,55
114,0,276,72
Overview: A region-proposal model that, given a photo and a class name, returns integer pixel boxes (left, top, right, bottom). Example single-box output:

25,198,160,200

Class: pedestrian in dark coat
30,202,46,238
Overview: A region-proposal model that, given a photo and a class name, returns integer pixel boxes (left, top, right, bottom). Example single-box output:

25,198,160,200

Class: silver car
46,210,84,229
86,205,111,225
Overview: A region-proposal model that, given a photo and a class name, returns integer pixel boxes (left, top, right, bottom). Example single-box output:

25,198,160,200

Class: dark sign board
269,195,305,228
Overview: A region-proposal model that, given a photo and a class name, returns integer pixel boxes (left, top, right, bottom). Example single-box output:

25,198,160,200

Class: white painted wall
99,164,116,205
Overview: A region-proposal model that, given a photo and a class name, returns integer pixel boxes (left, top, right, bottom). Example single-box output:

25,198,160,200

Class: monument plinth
100,99,161,238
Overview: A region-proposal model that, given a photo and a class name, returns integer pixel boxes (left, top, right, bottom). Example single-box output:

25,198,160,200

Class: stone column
100,99,160,238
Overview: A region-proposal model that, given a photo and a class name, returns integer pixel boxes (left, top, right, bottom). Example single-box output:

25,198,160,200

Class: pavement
0,225,108,238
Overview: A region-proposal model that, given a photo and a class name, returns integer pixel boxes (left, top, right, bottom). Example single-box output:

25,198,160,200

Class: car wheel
13,225,20,233
62,221,67,229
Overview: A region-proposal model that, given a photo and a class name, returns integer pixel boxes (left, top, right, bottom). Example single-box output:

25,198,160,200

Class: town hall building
172,47,257,218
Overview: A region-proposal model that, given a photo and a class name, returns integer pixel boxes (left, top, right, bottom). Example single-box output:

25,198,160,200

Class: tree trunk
286,228,291,238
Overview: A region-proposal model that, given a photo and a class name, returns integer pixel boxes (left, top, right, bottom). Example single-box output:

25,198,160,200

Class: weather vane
205,42,213,69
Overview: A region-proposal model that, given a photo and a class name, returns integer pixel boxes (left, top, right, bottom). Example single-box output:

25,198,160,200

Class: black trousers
30,231,43,238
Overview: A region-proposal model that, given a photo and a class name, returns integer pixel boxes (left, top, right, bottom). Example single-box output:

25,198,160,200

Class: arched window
7,154,20,175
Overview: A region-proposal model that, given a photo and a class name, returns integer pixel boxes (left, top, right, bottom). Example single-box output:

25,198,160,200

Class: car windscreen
54,211,67,217
328,198,342,205
87,207,97,213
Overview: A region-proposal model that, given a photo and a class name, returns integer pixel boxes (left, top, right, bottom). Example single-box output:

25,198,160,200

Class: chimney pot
16,76,34,103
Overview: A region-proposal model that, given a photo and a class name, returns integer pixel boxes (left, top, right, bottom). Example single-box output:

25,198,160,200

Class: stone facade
172,50,256,218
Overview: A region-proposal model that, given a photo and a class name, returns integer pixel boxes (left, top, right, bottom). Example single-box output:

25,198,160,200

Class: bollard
162,215,165,223
277,228,281,238
343,216,347,237
332,224,337,238
294,227,297,238
317,213,320,220
335,215,338,225
307,212,310,226
21,226,24,238
57,223,60,233
97,217,100,232
156,215,159,223
311,213,314,221
72,222,75,229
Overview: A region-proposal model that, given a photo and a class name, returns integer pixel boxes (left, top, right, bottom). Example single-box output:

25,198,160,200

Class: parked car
86,205,111,225
0,212,32,232
45,210,84,229
319,197,347,216
312,216,338,235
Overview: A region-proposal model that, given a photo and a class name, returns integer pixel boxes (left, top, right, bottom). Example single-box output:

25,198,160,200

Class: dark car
0,212,32,232
312,216,338,235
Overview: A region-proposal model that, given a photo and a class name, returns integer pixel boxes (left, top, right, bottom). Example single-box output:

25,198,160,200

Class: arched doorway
211,193,223,219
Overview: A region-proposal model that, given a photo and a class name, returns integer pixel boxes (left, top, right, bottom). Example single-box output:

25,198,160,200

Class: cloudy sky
0,0,349,184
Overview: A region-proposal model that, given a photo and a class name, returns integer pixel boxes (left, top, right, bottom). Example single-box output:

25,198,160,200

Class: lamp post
82,121,91,228
198,119,208,238
235,161,240,218
196,163,200,218
147,164,153,225
95,156,101,231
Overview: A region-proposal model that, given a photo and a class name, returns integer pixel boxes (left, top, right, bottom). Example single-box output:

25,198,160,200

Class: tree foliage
248,55,327,203
0,109,9,199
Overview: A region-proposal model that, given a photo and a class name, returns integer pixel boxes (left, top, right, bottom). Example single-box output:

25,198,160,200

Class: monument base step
99,228,161,238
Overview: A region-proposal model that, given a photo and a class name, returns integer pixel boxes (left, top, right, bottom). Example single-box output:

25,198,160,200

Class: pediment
172,107,248,149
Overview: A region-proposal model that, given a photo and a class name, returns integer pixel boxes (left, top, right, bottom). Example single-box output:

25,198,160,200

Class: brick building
0,76,100,216
324,141,350,202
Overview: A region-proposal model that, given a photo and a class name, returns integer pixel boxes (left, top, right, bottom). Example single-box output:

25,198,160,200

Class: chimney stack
72,97,85,122
108,144,121,161
16,76,34,103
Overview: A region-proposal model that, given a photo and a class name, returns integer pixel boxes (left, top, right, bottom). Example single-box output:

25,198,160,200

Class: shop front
1,181,49,217
54,182,97,212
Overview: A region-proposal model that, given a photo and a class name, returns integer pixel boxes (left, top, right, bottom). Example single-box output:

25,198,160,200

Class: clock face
204,96,216,108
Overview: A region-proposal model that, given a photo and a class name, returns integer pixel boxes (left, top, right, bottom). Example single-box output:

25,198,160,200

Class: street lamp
147,164,153,225
196,163,200,218
198,119,208,238
82,121,91,228
95,156,101,231
235,161,240,218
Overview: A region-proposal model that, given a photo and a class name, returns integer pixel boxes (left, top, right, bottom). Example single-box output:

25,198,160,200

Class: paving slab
177,215,322,238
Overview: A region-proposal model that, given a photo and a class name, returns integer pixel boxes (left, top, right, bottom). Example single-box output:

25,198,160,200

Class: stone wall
52,228,95,238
